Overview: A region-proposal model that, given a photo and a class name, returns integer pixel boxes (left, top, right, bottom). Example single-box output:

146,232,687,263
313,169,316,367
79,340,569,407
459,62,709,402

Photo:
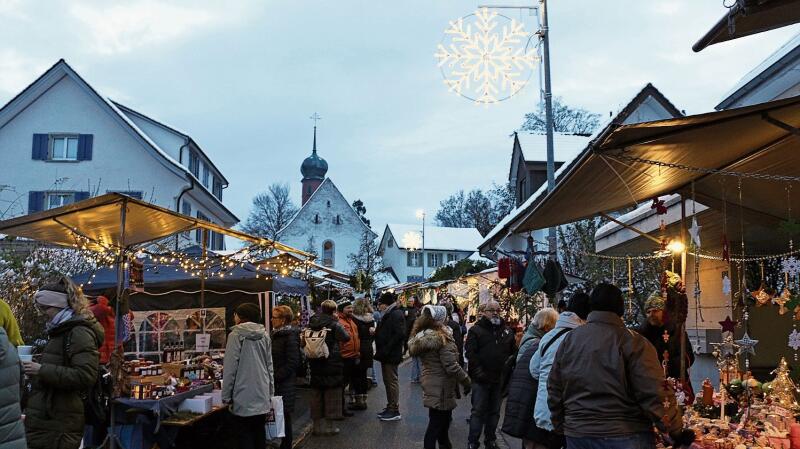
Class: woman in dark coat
271,305,301,449
350,298,375,410
408,305,471,449
23,277,103,449
501,308,558,449
304,300,349,436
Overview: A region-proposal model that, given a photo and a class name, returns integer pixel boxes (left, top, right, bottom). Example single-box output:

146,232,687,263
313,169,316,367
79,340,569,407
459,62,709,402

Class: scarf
46,308,74,332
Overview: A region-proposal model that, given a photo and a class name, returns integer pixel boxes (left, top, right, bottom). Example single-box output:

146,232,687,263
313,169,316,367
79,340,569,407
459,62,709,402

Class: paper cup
17,345,33,356
19,354,33,363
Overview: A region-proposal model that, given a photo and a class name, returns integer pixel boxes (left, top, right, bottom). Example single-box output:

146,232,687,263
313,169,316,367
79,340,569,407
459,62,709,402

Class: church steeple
301,113,328,205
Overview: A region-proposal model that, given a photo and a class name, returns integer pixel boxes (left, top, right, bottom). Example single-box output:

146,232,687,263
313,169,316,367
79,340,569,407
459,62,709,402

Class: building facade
0,60,237,249
278,128,376,274
378,224,483,282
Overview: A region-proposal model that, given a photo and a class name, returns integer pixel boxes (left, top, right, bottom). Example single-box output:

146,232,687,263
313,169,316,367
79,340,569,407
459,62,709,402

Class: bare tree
347,229,384,292
520,97,601,135
435,183,516,236
241,183,298,241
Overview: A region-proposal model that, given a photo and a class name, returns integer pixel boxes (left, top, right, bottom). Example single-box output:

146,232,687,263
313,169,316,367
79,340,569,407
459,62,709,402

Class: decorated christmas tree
767,357,799,411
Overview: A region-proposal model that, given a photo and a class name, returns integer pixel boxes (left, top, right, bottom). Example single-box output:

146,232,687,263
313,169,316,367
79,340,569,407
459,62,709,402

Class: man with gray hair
465,300,516,449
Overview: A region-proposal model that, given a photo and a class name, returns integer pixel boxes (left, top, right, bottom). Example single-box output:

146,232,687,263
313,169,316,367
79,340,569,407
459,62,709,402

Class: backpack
302,328,330,359
64,324,113,426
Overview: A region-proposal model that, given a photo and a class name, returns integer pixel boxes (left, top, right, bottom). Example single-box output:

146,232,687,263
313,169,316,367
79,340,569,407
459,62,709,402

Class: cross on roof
310,112,322,127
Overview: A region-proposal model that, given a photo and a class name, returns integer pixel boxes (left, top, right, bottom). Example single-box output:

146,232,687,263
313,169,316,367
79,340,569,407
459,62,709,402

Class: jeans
468,381,503,444
381,363,399,412
232,413,267,449
411,357,421,381
352,360,369,394
424,408,453,449
566,433,655,449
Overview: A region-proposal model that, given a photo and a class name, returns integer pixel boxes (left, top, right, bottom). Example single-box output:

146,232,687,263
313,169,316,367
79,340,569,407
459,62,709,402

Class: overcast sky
1,0,798,245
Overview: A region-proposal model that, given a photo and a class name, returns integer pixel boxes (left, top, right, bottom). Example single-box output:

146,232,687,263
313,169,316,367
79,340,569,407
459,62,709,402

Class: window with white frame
47,192,74,210
427,252,441,267
407,252,422,267
51,135,79,161
447,253,457,263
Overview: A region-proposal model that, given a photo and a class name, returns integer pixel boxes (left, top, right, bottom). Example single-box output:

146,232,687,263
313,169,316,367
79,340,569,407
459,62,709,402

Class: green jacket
0,299,23,347
0,327,26,449
24,314,103,449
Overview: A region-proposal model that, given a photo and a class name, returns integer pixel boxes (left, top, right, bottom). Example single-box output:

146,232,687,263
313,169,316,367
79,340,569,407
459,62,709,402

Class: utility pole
541,0,557,261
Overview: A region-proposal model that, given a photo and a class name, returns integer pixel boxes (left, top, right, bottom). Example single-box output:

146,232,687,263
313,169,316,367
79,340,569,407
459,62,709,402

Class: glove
462,382,471,396
461,376,472,389
668,429,696,448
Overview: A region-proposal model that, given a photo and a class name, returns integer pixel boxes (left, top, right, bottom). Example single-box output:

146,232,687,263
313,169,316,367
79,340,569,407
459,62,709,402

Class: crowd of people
0,276,702,449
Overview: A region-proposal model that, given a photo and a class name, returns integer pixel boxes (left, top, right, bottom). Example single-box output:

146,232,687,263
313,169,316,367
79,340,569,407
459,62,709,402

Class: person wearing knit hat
223,301,274,449
637,290,695,383
374,292,405,421
422,305,447,324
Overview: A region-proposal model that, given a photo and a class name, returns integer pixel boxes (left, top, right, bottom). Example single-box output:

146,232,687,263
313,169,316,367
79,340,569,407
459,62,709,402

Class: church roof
301,126,328,180
383,224,482,252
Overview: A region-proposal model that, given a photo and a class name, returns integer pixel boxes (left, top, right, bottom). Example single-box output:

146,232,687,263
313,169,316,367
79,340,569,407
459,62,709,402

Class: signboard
196,333,211,353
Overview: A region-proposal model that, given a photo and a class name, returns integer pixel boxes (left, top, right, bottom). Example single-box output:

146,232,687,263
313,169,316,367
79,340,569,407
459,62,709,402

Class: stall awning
693,0,800,52
511,95,800,233
0,193,313,257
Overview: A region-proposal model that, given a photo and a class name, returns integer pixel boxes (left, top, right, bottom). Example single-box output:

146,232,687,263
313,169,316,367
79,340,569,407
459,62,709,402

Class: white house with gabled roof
0,59,237,249
379,224,483,282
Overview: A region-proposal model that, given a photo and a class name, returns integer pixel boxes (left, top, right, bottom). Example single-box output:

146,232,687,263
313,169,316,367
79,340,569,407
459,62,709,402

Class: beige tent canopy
693,0,800,52
512,95,800,234
0,192,313,257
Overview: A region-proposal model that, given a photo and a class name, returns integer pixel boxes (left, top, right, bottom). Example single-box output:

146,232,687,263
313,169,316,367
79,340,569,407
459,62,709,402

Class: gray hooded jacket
222,322,275,417
0,327,26,449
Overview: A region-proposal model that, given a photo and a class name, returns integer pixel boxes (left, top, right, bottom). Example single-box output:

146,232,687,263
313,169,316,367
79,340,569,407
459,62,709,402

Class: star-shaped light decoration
736,332,759,356
688,216,701,248
719,316,736,334
775,288,792,315
789,329,800,351
751,284,773,307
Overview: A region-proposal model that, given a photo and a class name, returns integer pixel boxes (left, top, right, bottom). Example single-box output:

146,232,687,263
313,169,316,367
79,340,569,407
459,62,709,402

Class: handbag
265,396,286,439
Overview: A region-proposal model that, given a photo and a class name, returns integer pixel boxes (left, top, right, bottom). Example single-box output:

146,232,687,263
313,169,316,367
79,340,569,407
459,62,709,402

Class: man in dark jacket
465,300,516,449
548,284,694,449
374,292,406,421
637,292,695,382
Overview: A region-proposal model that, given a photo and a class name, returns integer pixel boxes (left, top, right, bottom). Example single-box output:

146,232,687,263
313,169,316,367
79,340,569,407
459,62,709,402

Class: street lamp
416,209,426,279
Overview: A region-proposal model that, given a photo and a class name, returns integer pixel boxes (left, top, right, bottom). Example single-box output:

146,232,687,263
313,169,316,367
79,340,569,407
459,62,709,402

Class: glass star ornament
711,333,740,359
783,257,800,276
736,332,759,356
688,216,701,248
789,329,800,351
775,288,792,315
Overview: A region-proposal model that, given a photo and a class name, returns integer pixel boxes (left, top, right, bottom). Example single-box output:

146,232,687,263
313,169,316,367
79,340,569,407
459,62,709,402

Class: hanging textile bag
302,328,330,359
265,396,286,439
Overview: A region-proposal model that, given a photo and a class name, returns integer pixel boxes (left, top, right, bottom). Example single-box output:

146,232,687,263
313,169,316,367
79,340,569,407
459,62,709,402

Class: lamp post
416,209,426,279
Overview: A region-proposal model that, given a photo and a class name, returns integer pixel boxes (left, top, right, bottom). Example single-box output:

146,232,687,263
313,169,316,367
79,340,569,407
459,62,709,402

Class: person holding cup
0,326,26,448
23,276,103,449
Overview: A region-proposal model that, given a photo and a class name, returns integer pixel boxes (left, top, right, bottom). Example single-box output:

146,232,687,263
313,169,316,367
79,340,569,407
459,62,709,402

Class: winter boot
350,394,368,410
324,419,340,436
312,419,325,436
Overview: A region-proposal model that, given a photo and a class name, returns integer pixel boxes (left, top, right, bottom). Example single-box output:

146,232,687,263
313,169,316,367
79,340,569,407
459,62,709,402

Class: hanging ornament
688,216,701,248
736,332,759,356
722,234,730,263
774,288,791,314
782,257,800,276
722,274,732,296
651,198,668,215
789,329,800,351
719,316,737,334
711,332,740,358
751,286,773,306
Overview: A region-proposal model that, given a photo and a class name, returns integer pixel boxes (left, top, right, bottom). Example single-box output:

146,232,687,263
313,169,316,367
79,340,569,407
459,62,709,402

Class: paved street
299,359,520,449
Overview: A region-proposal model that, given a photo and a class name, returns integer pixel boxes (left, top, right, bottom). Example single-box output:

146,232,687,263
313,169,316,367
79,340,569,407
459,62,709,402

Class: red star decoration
719,316,736,333
651,198,668,215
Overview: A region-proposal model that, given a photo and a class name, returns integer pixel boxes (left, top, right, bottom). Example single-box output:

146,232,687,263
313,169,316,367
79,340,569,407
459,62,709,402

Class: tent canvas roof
0,193,312,257
511,94,800,233
693,0,800,52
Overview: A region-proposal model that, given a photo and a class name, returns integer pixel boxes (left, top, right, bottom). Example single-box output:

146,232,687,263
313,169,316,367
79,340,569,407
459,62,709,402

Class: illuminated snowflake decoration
402,231,423,251
790,329,800,351
783,257,800,276
435,8,539,105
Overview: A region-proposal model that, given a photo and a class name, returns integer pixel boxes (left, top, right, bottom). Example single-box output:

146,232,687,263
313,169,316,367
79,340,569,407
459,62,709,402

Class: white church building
278,126,377,274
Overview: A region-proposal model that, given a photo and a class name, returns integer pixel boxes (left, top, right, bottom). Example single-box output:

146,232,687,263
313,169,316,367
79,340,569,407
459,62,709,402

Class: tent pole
109,199,127,449
201,229,207,332
679,196,687,385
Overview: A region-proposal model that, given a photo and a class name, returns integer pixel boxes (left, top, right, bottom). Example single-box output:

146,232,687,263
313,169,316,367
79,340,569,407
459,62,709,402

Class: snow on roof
386,224,483,252
516,133,592,163
717,31,800,109
594,194,680,238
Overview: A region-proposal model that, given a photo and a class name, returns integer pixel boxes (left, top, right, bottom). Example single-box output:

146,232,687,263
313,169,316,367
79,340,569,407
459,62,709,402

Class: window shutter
28,191,45,212
77,134,93,161
75,191,90,201
31,134,48,160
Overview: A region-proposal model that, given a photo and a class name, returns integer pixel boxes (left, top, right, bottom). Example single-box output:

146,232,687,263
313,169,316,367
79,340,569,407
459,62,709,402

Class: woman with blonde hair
23,276,103,449
271,305,300,449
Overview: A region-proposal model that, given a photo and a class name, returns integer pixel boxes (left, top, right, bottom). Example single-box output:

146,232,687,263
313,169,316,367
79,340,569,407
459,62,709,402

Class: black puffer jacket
272,326,300,412
353,314,375,365
306,314,349,388
465,317,516,384
374,304,406,365
502,333,546,440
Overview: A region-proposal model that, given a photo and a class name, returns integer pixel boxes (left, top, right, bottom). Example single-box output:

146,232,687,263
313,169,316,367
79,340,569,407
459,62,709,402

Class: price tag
196,333,211,353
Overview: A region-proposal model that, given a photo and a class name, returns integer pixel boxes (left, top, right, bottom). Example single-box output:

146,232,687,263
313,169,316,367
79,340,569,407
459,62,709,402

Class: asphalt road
299,359,520,449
